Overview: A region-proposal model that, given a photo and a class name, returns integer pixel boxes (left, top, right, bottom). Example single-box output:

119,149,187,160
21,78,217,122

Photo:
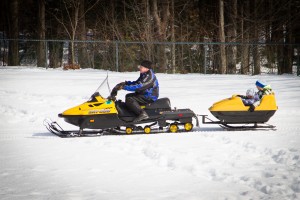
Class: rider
238,88,260,112
112,60,159,122
238,80,273,112
255,80,273,99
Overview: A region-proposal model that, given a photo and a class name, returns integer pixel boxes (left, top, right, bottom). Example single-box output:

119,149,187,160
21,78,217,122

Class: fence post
115,41,119,72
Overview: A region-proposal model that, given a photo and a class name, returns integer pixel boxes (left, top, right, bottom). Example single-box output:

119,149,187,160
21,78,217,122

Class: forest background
1,0,300,74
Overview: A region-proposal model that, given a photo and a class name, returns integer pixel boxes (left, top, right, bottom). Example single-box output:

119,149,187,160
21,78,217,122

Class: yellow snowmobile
199,94,278,129
44,76,198,137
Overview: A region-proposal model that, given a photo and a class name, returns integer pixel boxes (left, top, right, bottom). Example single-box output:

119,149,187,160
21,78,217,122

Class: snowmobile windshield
88,74,111,101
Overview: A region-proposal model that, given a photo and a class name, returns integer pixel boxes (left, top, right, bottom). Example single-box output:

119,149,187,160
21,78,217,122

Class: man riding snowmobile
110,60,159,122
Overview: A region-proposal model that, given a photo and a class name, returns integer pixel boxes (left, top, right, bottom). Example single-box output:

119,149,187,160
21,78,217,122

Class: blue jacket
123,69,159,101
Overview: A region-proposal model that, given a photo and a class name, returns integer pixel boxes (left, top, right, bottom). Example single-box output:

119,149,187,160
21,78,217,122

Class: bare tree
227,0,237,74
143,0,153,60
170,0,176,73
279,0,293,74
49,0,99,66
151,0,170,72
77,0,89,68
37,0,46,67
253,0,260,75
240,0,250,74
7,0,19,66
219,0,226,74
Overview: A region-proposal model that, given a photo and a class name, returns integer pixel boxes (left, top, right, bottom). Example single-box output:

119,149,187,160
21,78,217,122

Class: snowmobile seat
144,98,171,111
115,98,172,119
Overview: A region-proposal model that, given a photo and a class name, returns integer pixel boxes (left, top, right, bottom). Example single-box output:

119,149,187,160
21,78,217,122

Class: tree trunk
253,0,260,75
227,0,237,74
77,0,89,68
265,0,274,71
219,0,226,74
170,0,176,74
144,0,152,60
284,0,293,74
8,0,19,66
49,42,63,68
69,1,79,66
69,40,76,65
37,0,46,67
241,0,250,74
151,0,170,72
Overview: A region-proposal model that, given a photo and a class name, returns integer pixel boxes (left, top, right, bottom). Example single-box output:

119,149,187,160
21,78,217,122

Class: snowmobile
199,94,278,130
44,76,199,137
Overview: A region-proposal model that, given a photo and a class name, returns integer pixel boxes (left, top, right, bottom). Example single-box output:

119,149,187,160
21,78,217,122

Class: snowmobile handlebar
107,82,125,101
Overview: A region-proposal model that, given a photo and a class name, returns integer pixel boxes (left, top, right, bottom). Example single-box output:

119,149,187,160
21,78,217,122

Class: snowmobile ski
44,119,104,138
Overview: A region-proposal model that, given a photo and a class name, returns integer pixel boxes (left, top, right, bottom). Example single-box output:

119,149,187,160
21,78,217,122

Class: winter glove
248,104,255,112
116,82,125,90
237,95,246,99
109,87,119,99
107,95,116,101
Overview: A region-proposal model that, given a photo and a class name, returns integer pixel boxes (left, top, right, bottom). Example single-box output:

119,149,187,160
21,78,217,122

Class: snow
0,66,300,200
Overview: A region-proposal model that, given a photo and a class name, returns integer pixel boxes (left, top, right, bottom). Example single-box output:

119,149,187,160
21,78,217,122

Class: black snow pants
125,93,153,115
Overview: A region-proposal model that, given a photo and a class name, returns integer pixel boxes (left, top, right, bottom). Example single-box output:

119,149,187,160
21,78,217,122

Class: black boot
134,110,149,122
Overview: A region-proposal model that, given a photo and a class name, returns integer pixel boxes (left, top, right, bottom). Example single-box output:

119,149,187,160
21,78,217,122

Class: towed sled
200,94,278,130
44,76,199,137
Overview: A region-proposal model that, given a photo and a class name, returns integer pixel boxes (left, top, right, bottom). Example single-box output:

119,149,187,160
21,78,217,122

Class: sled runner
198,115,276,131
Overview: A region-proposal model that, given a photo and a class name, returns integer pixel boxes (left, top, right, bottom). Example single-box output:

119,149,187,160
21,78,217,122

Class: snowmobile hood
209,94,278,112
60,94,118,116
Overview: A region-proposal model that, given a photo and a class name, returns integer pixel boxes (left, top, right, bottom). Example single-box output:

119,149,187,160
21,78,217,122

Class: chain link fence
1,39,299,75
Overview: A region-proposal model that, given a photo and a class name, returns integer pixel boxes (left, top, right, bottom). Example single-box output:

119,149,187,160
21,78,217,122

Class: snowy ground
0,67,300,200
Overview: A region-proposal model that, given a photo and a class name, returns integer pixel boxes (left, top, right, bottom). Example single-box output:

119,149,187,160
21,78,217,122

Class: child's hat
255,80,266,88
246,88,255,97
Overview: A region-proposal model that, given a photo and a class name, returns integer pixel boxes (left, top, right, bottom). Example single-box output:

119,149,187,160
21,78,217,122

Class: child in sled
238,88,260,112
239,80,273,112
255,80,273,99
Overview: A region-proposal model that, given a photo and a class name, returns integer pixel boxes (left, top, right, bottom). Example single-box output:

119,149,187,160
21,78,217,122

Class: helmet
246,88,255,98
